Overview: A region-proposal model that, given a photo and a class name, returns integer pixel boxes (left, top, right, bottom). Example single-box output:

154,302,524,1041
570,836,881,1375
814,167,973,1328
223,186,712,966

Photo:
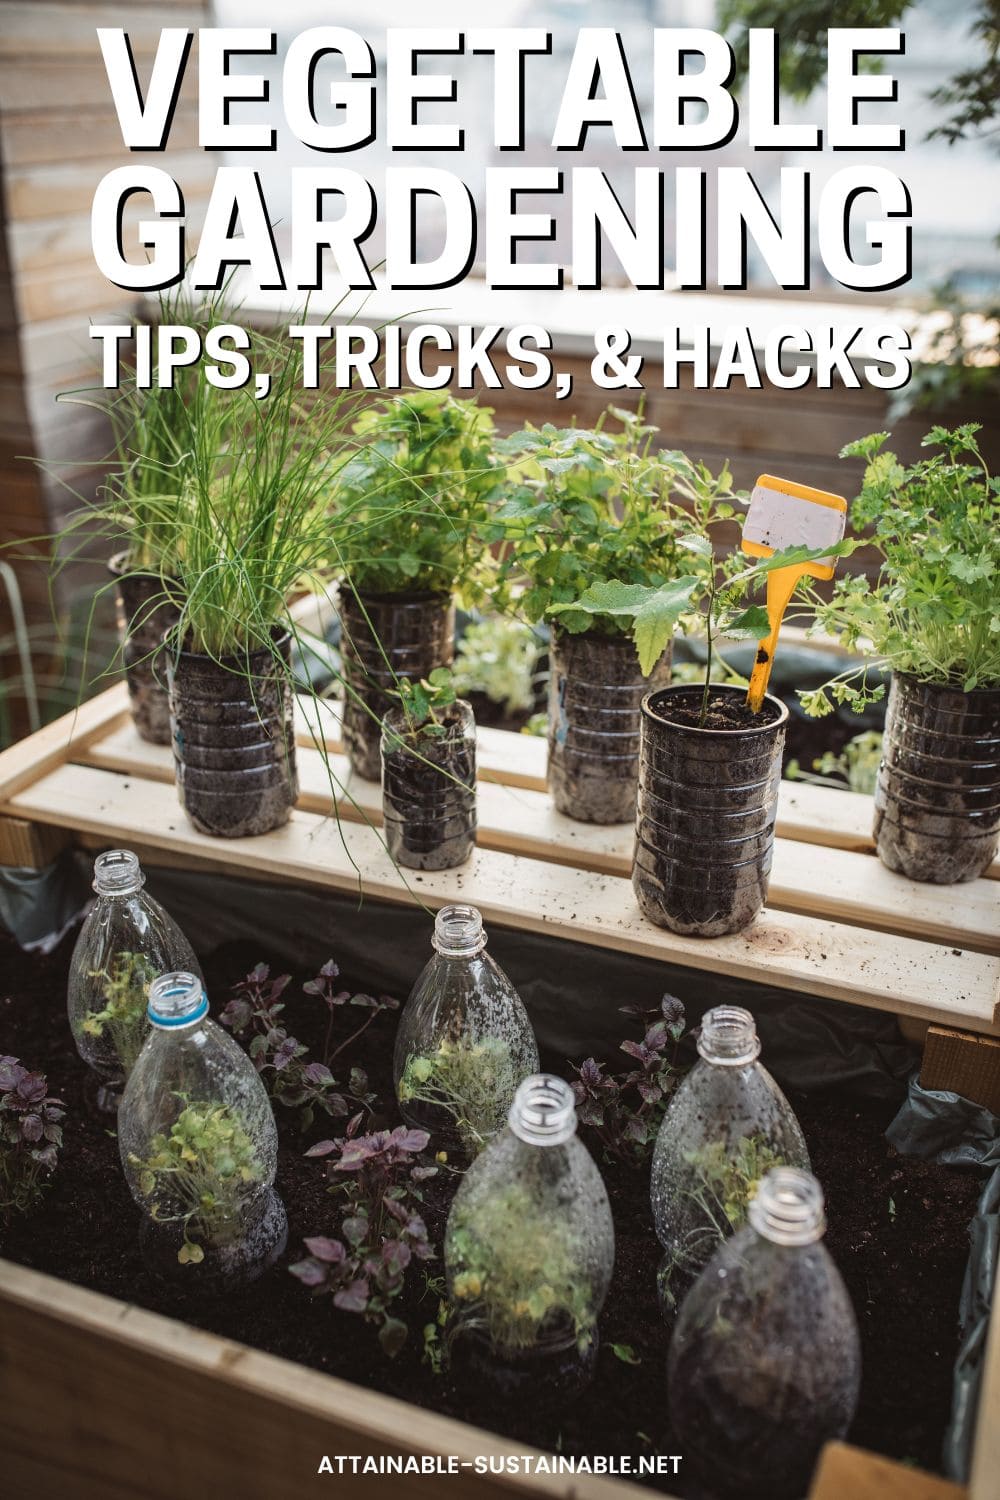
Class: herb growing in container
493,410,736,823
380,668,477,870
67,850,200,1111
606,521,854,936
444,1075,614,1403
53,288,228,743
119,972,286,1288
394,906,539,1162
332,391,502,781
154,322,367,838
801,425,1000,883
650,1006,809,1320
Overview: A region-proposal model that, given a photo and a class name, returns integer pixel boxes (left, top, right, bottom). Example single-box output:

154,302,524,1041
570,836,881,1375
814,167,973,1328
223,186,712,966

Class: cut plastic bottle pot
109,553,180,746
548,627,672,825
875,672,1000,884
167,635,298,839
340,588,455,781
632,684,788,937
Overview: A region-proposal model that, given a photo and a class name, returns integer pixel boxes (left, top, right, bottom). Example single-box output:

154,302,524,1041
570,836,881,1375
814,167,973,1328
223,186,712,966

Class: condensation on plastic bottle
118,971,286,1290
444,1073,615,1404
668,1167,861,1499
393,904,539,1161
650,1004,809,1319
67,850,200,1111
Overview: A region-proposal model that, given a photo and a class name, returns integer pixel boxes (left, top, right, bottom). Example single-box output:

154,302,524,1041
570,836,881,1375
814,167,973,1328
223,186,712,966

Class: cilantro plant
291,1121,438,1357
570,994,687,1162
801,425,1000,715
0,1056,64,1223
492,409,738,670
332,390,502,603
220,959,398,1134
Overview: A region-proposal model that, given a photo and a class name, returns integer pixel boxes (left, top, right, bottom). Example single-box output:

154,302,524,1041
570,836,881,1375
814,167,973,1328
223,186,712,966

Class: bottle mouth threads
749,1167,827,1246
509,1074,577,1146
697,1005,761,1067
93,849,144,896
432,904,487,957
148,972,209,1029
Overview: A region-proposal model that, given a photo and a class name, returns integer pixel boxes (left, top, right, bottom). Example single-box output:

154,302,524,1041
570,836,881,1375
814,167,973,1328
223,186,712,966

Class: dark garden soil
650,691,784,736
1,926,983,1491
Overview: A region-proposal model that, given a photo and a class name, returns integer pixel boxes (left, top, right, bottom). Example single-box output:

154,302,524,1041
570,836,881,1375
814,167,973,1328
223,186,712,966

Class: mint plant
801,425,1000,714
0,1056,64,1223
570,994,687,1162
492,409,738,668
291,1121,438,1356
220,959,398,1133
332,390,502,603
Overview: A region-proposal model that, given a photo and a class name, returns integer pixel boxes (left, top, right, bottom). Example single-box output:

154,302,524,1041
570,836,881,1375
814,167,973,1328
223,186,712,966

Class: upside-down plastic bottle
67,849,200,1111
444,1073,614,1403
118,970,286,1289
668,1167,861,1498
393,904,539,1160
650,1004,809,1319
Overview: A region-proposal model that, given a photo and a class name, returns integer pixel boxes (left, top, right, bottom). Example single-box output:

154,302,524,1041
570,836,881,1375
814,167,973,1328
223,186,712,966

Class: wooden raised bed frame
2,686,998,1500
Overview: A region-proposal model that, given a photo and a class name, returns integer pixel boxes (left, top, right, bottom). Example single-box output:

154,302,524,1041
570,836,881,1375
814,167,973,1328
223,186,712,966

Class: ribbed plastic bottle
444,1074,614,1403
118,971,286,1289
668,1167,861,1498
394,905,539,1161
650,1004,809,1319
67,850,200,1111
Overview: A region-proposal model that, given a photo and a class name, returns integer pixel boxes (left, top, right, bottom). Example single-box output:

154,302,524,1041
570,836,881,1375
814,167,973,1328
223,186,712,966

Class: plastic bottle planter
394,905,539,1161
381,700,477,871
445,1075,614,1403
548,627,672,825
650,1005,808,1322
340,588,455,781
119,972,286,1290
109,553,180,745
874,673,1000,884
669,1169,861,1500
633,684,789,936
67,850,201,1113
167,635,298,838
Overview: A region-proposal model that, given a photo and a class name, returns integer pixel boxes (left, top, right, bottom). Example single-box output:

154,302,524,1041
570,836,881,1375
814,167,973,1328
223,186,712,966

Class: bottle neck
508,1074,577,1146
148,972,209,1031
749,1168,826,1246
431,904,487,959
93,849,145,898
697,1005,761,1068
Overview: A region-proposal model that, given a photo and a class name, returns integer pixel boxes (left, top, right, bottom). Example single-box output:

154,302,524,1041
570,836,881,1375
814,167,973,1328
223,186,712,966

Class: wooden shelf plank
81,724,1000,957
0,683,129,804
9,760,999,1033
292,698,999,878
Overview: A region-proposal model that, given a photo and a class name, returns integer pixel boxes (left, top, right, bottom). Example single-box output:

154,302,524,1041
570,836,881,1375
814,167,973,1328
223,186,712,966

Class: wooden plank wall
0,0,211,736
0,6,996,730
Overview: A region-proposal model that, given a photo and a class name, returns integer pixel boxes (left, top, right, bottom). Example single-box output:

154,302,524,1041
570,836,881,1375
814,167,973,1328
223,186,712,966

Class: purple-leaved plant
290,1119,438,1356
0,1055,64,1223
220,959,399,1132
570,994,687,1161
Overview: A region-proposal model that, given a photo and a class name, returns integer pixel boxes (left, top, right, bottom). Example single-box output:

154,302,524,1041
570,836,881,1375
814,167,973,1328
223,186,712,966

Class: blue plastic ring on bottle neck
148,989,209,1028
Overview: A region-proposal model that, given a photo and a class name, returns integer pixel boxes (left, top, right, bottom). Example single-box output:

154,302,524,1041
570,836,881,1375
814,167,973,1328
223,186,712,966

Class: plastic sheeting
888,1076,1000,1481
